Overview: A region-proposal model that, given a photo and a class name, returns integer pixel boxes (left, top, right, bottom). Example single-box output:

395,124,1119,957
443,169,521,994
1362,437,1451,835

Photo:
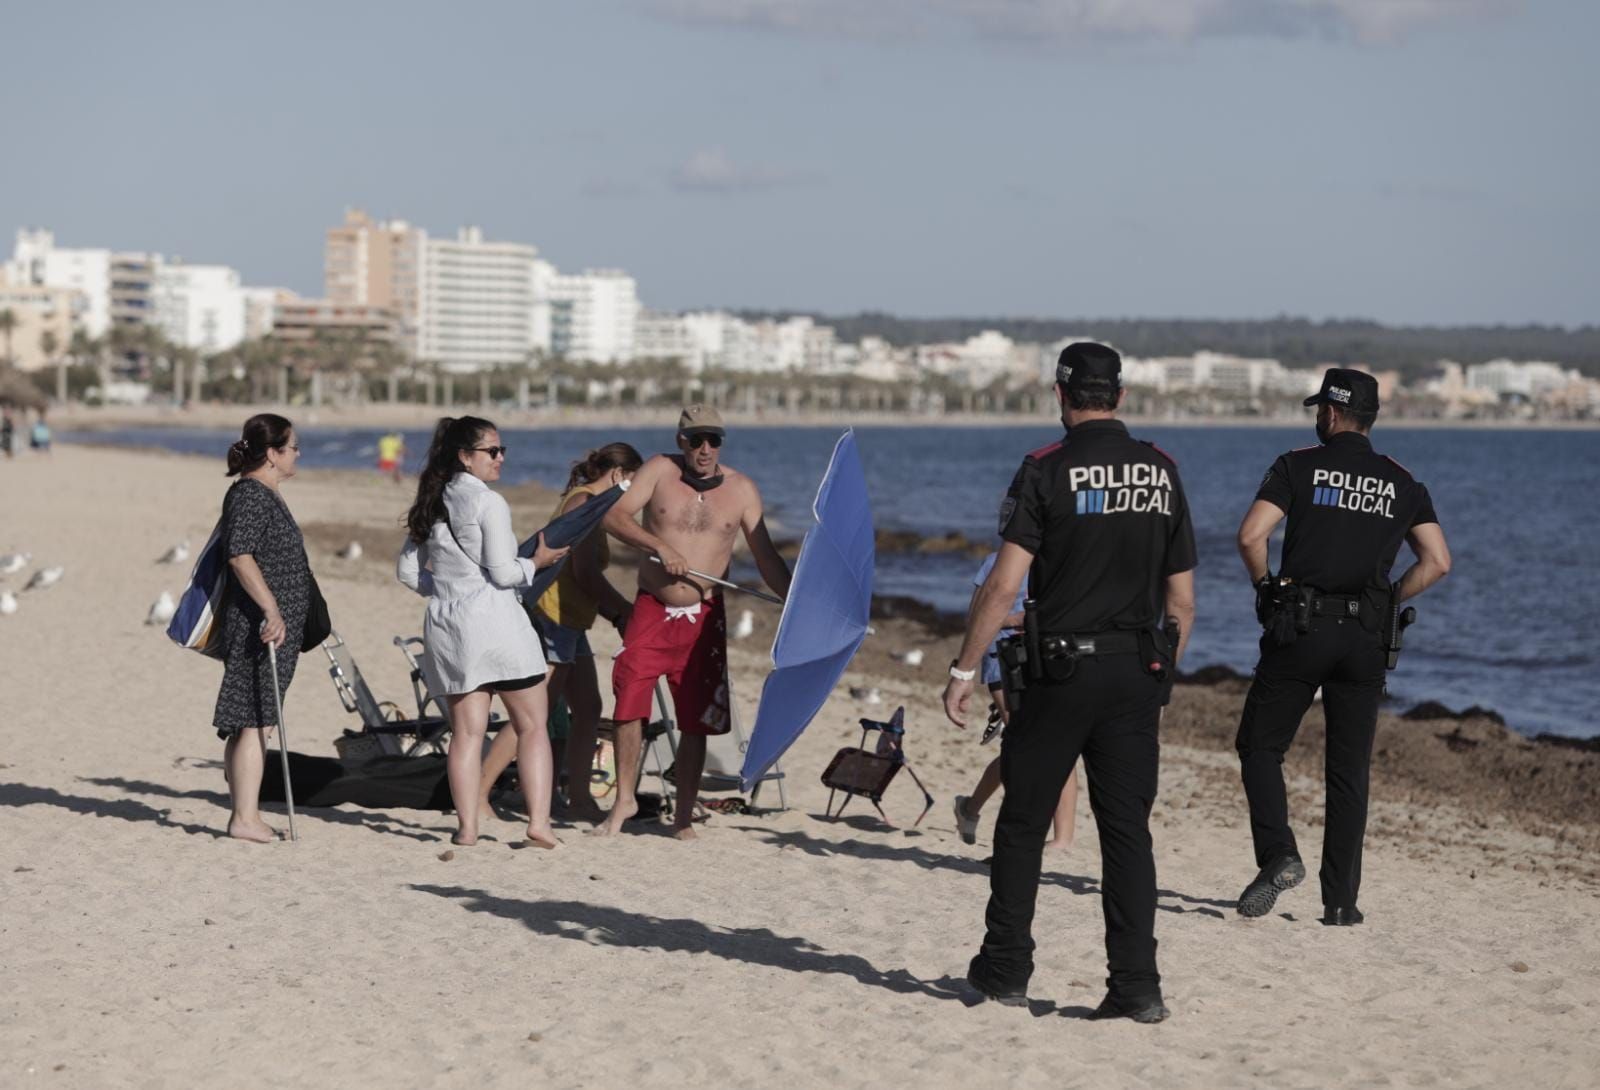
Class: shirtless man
597,405,791,839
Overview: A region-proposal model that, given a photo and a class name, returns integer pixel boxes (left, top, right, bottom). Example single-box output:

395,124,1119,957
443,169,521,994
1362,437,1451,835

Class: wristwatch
948,660,977,682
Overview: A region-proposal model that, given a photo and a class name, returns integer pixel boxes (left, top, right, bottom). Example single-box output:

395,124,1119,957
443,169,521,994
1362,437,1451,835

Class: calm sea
66,421,1600,739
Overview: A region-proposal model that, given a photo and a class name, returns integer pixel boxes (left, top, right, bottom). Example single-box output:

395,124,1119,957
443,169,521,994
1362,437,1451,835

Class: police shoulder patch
1026,439,1064,461
997,496,1017,534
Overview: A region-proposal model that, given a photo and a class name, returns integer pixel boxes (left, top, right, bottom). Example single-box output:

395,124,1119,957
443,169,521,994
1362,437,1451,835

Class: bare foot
227,816,276,843
451,830,479,847
588,798,639,837
672,825,699,841
523,826,561,849
1045,837,1074,852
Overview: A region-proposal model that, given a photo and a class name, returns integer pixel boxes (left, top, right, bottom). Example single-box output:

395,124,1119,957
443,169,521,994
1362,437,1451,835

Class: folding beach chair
820,706,933,826
323,630,450,760
390,636,507,754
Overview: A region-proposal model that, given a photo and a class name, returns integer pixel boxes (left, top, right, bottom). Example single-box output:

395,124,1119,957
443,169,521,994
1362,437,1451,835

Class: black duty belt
1040,631,1142,657
1307,593,1362,620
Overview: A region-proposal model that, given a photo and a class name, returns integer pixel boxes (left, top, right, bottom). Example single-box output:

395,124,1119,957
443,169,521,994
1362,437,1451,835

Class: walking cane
265,635,298,841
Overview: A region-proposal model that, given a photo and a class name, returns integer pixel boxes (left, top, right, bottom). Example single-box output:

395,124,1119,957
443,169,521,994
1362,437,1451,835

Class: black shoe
966,955,1028,1007
1236,854,1306,918
1322,905,1364,926
1091,994,1170,1024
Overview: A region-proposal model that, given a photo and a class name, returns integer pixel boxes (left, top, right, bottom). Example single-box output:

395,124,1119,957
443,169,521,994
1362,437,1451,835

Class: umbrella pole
648,557,783,605
265,638,298,842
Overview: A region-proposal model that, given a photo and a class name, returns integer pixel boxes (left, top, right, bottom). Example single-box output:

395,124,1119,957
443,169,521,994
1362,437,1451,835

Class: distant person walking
213,414,308,843
478,442,642,824
377,430,405,483
29,412,51,454
951,550,1079,852
1,409,13,458
397,416,569,847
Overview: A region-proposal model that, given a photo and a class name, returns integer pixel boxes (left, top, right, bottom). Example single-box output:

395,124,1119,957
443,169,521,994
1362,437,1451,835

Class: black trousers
978,656,1164,1002
1235,618,1386,909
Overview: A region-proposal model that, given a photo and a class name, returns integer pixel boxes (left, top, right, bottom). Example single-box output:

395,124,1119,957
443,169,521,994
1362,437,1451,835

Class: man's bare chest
648,483,741,539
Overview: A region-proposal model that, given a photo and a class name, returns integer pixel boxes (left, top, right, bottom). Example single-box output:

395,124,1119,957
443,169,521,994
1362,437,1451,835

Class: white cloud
646,0,1520,45
670,147,821,192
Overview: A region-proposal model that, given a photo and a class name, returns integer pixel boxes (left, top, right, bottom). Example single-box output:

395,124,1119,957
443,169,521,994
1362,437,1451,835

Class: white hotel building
151,262,246,352
414,227,542,373
549,269,638,365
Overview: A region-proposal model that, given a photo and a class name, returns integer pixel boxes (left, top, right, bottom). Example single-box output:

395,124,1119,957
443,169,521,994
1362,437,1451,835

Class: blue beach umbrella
741,431,875,792
517,483,627,601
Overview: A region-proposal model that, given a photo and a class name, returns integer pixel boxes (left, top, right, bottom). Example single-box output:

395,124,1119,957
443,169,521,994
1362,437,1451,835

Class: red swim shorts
611,593,730,735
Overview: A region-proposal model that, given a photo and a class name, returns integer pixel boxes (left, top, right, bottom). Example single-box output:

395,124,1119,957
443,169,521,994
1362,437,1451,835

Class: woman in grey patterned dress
213,413,307,843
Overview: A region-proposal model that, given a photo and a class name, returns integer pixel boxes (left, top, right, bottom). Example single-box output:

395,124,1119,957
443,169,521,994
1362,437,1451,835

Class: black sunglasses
684,433,723,450
468,445,508,459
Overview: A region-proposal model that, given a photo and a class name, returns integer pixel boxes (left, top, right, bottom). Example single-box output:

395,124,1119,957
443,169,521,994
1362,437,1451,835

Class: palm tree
0,309,17,367
38,329,62,403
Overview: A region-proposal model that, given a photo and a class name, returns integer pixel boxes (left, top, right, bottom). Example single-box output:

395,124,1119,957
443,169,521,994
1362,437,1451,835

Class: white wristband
948,663,977,682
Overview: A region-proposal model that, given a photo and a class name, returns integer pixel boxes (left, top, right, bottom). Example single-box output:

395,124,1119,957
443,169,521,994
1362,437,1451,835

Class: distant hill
731,312,1600,379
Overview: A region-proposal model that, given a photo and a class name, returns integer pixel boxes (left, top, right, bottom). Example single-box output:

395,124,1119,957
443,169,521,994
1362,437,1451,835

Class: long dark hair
225,413,293,476
405,416,495,544
566,442,642,490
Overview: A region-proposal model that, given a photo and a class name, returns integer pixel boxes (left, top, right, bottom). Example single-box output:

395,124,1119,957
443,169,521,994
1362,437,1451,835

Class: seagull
0,591,16,616
731,608,754,639
146,590,176,626
848,685,883,705
25,566,63,591
336,541,364,561
0,552,29,576
156,540,190,565
892,649,925,667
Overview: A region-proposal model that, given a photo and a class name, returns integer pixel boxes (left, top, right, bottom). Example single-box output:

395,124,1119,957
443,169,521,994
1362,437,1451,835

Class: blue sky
3,1,1593,325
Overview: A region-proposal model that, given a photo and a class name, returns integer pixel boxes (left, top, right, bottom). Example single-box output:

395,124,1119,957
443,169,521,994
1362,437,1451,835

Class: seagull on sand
156,540,190,565
0,591,17,615
0,552,30,576
848,685,883,705
892,649,925,667
336,541,364,561
731,608,755,639
25,566,64,591
146,590,176,626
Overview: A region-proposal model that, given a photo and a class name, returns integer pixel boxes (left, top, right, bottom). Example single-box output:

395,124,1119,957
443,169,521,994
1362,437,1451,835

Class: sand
2,442,1597,1089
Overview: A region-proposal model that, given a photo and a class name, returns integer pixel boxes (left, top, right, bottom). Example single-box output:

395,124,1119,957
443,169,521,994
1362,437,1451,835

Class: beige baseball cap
677,404,725,436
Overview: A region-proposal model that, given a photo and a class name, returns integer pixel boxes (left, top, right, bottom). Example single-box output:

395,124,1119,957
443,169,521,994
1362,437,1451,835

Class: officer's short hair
1064,385,1119,412
1336,405,1377,432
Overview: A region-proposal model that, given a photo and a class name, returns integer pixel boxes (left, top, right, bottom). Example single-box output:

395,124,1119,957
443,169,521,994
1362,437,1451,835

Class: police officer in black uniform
1233,368,1452,925
943,342,1197,1024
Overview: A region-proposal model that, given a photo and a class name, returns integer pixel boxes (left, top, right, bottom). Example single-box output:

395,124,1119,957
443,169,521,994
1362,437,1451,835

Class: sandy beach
2,442,1598,1090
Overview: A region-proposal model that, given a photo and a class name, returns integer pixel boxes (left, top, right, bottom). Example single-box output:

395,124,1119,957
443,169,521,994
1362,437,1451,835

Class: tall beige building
324,210,423,355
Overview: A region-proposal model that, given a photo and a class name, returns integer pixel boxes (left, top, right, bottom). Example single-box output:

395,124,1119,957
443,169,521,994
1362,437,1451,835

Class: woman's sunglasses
684,433,722,450
469,445,509,459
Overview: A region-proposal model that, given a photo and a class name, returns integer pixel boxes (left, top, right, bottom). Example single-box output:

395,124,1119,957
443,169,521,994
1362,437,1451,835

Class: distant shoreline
46,401,1600,433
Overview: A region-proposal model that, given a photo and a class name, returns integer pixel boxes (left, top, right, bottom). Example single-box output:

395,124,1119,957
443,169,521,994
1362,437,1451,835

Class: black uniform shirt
1255,431,1438,596
1000,419,1198,635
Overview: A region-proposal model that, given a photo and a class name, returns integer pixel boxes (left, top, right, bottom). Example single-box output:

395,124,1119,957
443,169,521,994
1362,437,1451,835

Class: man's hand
944,676,974,728
656,545,689,577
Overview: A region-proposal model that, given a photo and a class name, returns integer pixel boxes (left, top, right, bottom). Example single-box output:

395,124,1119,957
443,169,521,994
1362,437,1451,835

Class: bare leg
672,733,708,840
593,718,642,836
477,715,518,821
225,727,274,842
1047,763,1080,851
563,657,605,824
499,679,559,847
445,690,491,845
966,756,1004,818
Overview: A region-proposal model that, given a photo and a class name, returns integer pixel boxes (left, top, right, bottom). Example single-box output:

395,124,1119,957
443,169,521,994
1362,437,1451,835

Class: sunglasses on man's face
684,433,722,450
469,445,508,459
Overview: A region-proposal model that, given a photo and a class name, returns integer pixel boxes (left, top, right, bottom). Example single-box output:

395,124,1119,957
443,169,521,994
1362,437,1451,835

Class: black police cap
1055,342,1121,391
1303,367,1380,414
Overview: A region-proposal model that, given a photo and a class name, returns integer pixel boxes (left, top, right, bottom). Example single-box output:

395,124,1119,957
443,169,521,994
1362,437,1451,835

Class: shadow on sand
412,883,973,1003
731,822,1234,918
